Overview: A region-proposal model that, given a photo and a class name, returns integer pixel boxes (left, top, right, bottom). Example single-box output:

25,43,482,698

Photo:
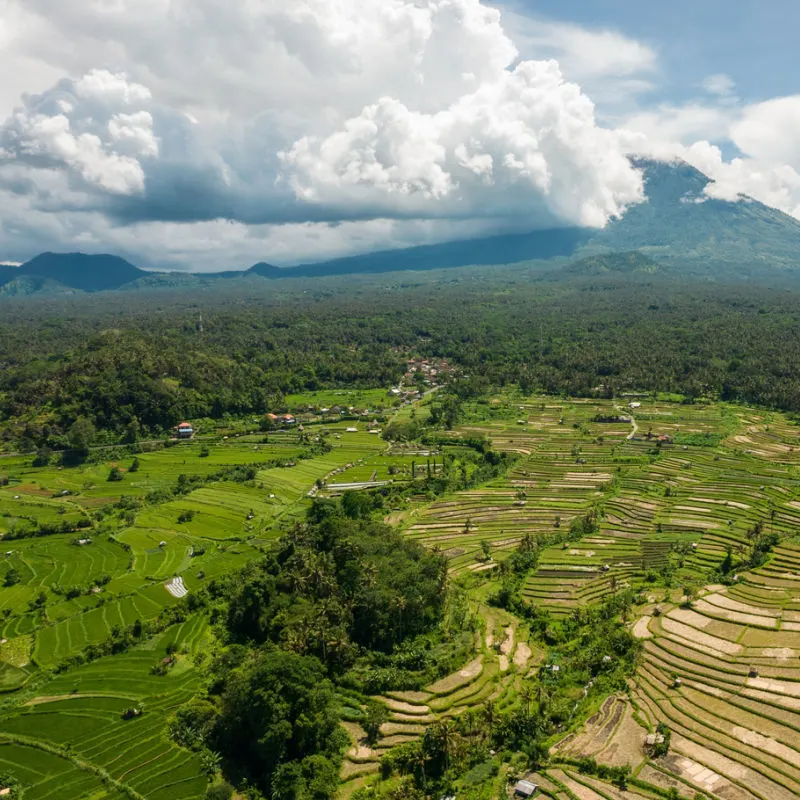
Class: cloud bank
0,0,798,269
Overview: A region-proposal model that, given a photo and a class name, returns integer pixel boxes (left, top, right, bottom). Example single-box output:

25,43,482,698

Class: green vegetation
8,253,800,799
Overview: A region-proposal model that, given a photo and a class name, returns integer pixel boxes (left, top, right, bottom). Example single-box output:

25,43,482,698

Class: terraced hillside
401,397,800,618
0,416,400,798
631,546,800,800
4,391,800,799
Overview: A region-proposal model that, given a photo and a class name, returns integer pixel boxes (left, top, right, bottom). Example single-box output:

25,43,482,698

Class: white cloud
0,0,650,265
0,0,799,269
496,9,658,115
702,73,737,100
0,69,157,196
283,60,643,228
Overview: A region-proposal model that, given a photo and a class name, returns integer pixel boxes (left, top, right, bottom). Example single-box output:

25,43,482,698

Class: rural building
513,780,538,797
282,414,296,425
175,422,194,439
645,733,665,747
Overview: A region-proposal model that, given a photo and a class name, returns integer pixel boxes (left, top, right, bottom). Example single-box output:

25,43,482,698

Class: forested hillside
3,269,800,451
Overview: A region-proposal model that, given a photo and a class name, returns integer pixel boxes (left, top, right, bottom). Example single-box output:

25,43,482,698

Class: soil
633,616,653,639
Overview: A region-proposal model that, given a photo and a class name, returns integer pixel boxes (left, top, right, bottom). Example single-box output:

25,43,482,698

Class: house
282,414,296,426
645,733,665,747
513,780,538,797
629,402,642,409
175,422,194,439
266,413,279,423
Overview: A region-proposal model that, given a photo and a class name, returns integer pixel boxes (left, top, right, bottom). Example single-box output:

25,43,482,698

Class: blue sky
505,0,800,105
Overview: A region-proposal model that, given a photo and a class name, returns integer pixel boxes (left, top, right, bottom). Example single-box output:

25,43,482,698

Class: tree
4,569,20,588
212,648,345,796
129,457,141,473
480,540,492,562
33,446,52,467
363,700,389,746
123,419,140,444
68,417,95,456
205,785,234,800
108,467,124,482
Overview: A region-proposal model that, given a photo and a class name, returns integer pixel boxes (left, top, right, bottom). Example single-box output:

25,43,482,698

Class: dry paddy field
631,551,800,800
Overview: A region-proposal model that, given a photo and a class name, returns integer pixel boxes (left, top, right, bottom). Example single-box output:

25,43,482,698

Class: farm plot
339,606,535,792
3,619,208,800
22,434,388,668
0,741,128,800
632,583,800,800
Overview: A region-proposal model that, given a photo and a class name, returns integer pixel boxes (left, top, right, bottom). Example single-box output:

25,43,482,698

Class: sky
0,0,799,271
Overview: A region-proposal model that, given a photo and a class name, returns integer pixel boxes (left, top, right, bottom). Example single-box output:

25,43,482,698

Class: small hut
513,781,538,798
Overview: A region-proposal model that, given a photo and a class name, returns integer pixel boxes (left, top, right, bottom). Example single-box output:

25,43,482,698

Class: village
170,357,457,439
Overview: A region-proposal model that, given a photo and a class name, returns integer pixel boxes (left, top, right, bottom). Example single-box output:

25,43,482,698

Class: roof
177,422,193,429
514,780,538,796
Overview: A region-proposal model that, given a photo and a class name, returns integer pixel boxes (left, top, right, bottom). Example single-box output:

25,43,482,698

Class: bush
108,467,124,482
205,785,234,800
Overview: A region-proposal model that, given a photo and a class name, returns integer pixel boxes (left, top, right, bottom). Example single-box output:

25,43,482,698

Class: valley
2,389,800,798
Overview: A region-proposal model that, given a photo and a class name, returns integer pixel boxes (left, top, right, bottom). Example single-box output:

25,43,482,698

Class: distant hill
273,227,590,279
0,275,75,298
0,265,19,287
15,252,147,292
247,262,283,278
562,251,662,276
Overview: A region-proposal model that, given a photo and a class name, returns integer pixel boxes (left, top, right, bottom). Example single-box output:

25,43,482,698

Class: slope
18,252,147,292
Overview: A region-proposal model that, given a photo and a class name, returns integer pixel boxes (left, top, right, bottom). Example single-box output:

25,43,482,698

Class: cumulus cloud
0,0,651,266
0,0,798,269
283,60,643,228
0,70,157,195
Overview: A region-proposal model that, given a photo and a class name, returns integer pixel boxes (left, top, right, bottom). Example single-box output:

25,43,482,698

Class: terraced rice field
630,547,800,800
2,617,209,800
0,412,395,798
403,397,800,618
6,393,800,799
339,605,538,796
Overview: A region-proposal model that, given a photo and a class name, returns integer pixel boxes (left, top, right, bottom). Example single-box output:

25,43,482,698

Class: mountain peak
16,252,146,292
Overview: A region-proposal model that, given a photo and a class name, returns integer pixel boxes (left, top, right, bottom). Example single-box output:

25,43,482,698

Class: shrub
206,785,234,800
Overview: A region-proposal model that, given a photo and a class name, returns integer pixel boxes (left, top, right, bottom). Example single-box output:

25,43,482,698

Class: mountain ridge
4,159,800,295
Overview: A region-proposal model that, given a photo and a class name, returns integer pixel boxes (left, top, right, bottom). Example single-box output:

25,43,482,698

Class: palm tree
520,683,534,716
